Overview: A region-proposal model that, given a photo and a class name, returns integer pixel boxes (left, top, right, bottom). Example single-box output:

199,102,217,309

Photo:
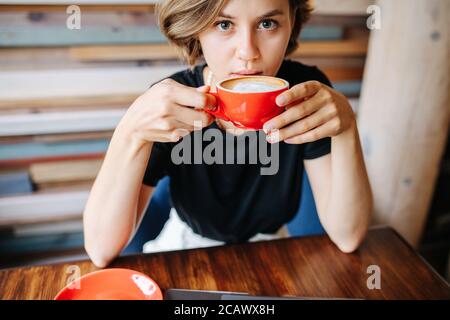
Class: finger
140,131,175,143
283,121,334,144
152,117,194,132
275,80,322,107
271,107,335,143
196,85,211,92
202,93,217,110
173,104,214,127
263,94,324,133
140,125,192,143
170,126,195,142
196,86,217,111
163,83,216,110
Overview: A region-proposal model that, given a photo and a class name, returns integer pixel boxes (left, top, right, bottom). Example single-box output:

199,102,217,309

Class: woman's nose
236,29,260,62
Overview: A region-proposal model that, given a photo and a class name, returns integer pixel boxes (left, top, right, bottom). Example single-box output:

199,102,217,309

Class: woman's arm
263,80,373,252
83,127,155,268
304,122,373,253
83,80,215,268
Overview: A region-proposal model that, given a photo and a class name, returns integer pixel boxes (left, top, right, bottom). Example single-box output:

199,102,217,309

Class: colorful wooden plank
0,109,126,136
30,159,103,184
0,190,88,226
0,26,166,47
0,153,105,168
69,39,368,62
0,232,84,254
313,0,374,15
0,139,110,161
13,220,83,237
0,65,184,100
0,93,137,111
333,80,362,97
0,171,33,196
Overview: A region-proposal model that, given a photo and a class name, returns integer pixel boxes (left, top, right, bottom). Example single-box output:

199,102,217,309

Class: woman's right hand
118,78,216,146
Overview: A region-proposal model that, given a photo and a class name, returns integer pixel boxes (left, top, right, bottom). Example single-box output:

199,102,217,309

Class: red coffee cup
206,75,289,130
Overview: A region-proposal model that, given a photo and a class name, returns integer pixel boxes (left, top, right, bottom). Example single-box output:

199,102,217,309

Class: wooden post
358,0,450,245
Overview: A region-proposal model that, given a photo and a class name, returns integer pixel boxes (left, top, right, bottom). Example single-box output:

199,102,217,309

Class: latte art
231,82,282,93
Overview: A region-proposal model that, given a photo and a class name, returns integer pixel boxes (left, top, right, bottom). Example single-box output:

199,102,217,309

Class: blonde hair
157,0,312,67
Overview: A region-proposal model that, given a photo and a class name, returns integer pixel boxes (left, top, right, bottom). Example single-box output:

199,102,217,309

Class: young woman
84,0,373,268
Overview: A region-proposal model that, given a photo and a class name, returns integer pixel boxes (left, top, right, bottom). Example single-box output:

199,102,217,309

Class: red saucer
54,268,163,300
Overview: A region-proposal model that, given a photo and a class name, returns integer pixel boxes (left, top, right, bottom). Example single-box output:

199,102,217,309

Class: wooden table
0,227,449,300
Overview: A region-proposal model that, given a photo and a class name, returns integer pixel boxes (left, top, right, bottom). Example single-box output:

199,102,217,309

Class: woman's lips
230,71,263,77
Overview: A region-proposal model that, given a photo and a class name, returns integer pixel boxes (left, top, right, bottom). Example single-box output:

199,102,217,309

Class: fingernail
196,85,209,92
263,124,273,134
266,133,279,144
276,95,287,106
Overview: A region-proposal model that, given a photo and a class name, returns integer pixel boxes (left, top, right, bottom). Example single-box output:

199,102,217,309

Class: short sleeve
303,66,333,160
142,142,171,187
303,137,331,160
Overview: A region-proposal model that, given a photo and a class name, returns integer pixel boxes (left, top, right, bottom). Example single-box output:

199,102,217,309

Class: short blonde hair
157,0,312,67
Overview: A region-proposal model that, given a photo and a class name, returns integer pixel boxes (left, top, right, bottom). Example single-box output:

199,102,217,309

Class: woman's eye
214,19,277,32
216,20,232,31
258,19,278,30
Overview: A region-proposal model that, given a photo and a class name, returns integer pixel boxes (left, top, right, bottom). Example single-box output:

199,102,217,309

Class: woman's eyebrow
218,9,284,19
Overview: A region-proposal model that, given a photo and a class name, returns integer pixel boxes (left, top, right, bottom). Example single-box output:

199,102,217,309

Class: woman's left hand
263,81,355,144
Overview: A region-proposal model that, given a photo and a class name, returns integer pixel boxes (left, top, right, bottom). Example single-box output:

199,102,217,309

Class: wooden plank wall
0,1,371,261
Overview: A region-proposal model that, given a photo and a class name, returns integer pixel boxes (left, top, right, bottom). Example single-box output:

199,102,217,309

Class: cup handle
205,92,230,122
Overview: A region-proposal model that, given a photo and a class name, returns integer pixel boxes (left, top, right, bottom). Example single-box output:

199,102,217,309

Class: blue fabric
123,171,325,254
122,176,171,254
286,171,325,237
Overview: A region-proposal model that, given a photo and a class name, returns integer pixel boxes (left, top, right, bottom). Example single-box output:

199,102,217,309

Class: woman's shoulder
150,63,205,88
167,63,206,87
278,59,332,87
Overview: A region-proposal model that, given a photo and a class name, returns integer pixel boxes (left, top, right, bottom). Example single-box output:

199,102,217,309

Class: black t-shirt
143,59,332,243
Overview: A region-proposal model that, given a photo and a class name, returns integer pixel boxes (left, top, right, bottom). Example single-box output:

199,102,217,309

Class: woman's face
198,0,293,82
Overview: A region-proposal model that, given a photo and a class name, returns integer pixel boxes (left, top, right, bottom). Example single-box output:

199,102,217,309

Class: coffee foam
231,82,281,93
221,76,286,93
